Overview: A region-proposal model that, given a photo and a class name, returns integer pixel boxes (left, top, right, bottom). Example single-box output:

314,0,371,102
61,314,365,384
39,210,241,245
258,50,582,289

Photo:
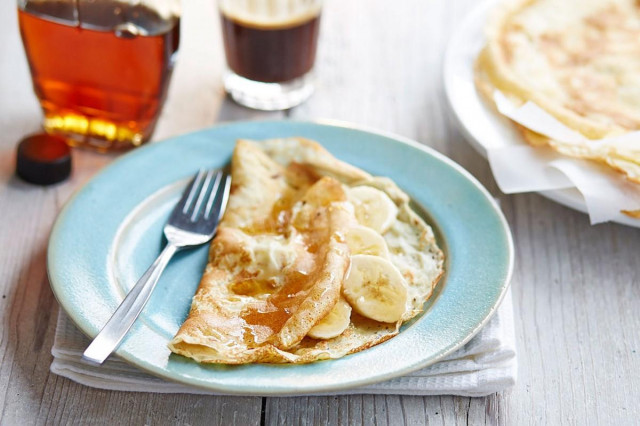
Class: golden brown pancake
475,0,640,188
169,138,444,364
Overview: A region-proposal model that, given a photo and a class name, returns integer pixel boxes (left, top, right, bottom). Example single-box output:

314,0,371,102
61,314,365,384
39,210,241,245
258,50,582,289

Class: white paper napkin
50,289,516,397
486,91,640,224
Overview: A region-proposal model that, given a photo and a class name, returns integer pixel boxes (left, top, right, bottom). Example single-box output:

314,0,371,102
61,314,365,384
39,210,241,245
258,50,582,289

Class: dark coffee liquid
221,13,320,83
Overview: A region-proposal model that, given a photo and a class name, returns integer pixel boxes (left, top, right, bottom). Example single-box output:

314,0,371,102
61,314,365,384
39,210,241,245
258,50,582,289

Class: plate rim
442,0,640,228
47,119,514,395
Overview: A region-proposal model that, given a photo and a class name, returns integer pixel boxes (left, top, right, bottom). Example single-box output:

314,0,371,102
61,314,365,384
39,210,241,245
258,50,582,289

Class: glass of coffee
18,0,180,151
219,0,322,110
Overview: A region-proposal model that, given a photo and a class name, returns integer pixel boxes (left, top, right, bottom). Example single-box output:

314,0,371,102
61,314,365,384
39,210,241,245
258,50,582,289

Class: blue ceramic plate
48,120,513,395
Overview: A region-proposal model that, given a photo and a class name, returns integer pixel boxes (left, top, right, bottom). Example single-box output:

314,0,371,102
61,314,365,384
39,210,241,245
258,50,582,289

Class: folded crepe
475,0,640,185
169,138,444,364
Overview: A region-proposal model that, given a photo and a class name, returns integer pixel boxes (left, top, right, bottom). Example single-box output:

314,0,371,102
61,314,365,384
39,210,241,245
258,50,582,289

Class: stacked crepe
475,0,640,199
169,138,444,364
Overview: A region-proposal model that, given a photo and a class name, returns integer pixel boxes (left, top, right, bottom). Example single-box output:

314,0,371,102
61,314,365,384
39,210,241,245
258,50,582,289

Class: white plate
443,0,640,228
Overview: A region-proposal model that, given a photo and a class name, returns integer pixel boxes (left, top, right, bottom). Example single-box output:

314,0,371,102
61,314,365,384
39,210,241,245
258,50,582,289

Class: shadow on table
215,95,286,124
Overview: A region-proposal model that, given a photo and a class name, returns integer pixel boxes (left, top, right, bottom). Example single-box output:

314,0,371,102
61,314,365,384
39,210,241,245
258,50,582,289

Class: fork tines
172,169,230,225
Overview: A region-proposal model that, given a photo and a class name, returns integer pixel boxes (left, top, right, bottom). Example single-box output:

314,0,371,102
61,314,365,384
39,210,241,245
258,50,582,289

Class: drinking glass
18,0,181,151
219,0,322,110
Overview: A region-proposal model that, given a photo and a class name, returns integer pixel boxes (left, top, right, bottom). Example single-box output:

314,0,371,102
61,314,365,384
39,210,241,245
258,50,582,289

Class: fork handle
82,242,179,365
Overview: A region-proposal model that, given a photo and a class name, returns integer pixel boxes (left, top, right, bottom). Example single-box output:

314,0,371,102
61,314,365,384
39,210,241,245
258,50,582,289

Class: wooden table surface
2,0,639,424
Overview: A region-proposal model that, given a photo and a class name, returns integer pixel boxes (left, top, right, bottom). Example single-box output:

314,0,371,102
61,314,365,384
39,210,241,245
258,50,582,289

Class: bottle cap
16,134,72,185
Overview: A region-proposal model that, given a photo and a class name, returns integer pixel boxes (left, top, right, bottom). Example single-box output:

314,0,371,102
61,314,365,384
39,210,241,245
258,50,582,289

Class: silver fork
82,169,231,365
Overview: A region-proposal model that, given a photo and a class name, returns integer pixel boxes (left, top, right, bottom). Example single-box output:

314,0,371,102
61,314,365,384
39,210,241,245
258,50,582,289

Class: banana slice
349,186,398,234
346,225,390,258
308,298,352,340
342,254,408,323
